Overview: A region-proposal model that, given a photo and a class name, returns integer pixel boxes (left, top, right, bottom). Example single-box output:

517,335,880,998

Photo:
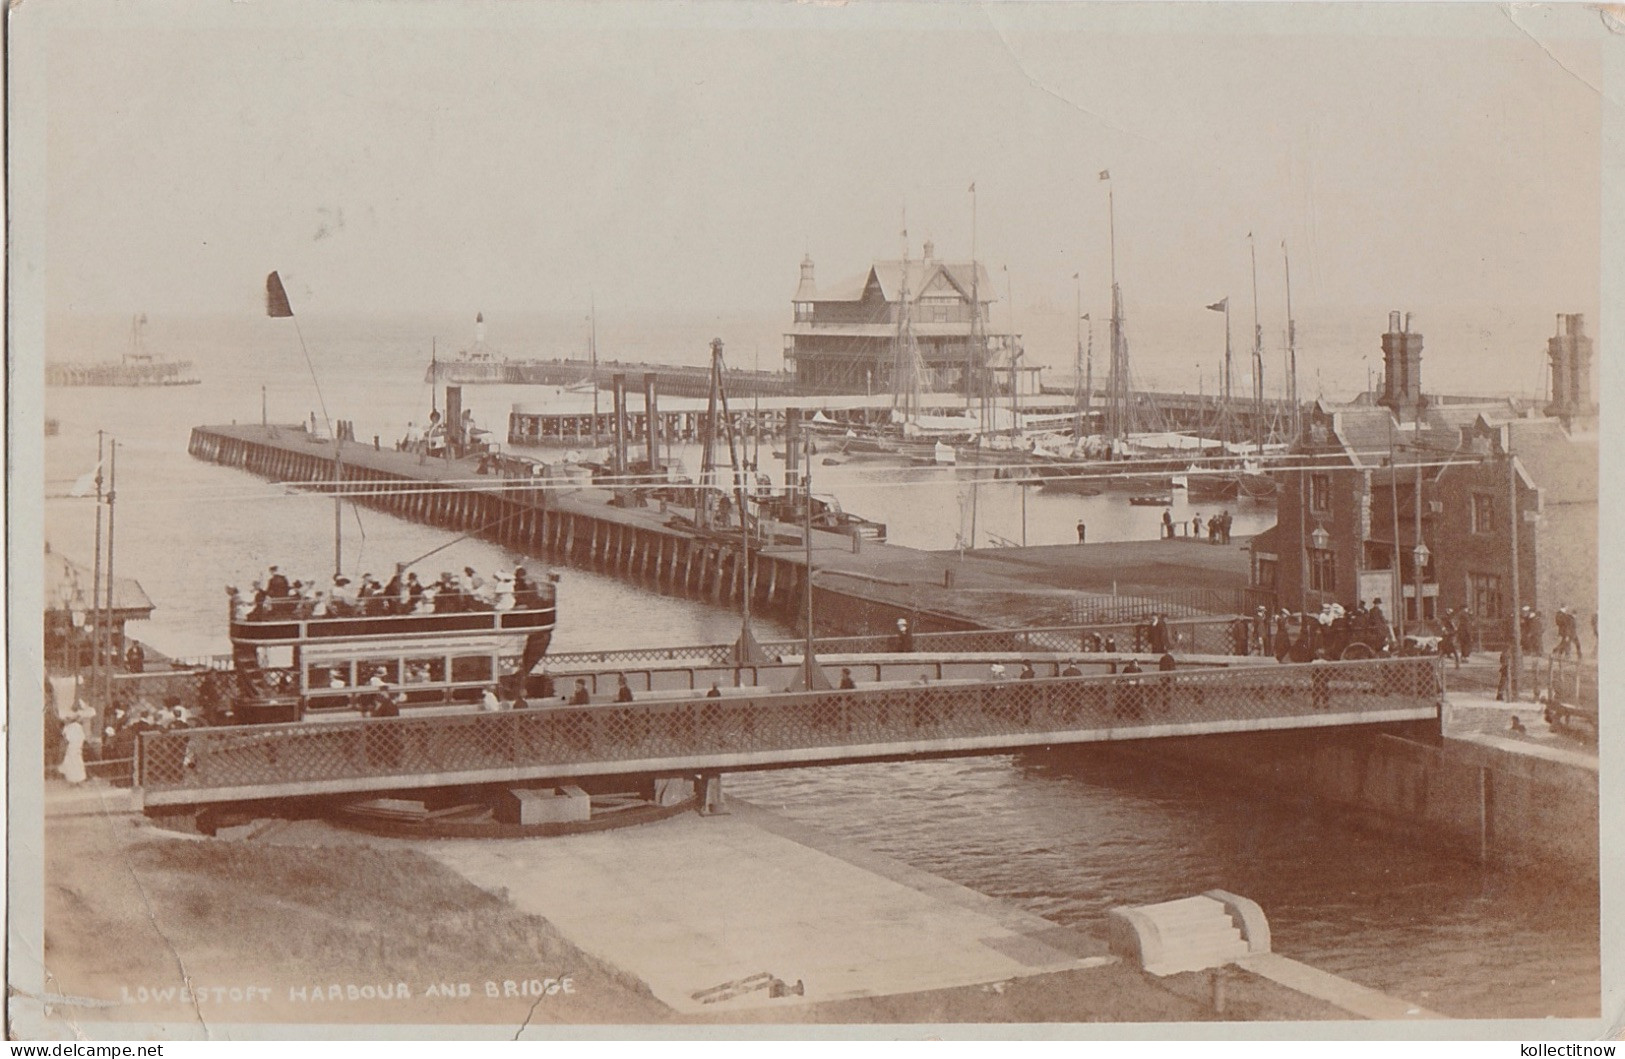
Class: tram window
404,657,439,684
362,660,401,684
306,664,331,690
451,655,494,684
261,646,294,670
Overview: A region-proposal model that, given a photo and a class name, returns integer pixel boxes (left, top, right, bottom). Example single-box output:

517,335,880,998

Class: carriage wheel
1340,641,1376,660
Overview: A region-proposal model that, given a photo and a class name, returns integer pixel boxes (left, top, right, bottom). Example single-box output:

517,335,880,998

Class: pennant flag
266,271,294,318
1081,313,1091,321
1205,298,1228,313
68,462,102,498
1098,169,1110,181
968,181,976,193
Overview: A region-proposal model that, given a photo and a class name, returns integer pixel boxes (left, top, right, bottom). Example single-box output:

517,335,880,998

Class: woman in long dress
59,716,87,784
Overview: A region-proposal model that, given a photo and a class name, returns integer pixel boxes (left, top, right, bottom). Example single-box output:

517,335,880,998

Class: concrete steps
1106,890,1269,977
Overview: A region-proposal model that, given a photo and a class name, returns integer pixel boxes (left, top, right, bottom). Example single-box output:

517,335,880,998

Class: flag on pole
68,462,102,498
266,271,294,318
968,181,976,193
1098,170,1110,181
1206,298,1229,312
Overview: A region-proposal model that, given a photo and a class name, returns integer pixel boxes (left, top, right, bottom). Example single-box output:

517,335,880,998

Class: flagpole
100,439,117,744
89,430,104,728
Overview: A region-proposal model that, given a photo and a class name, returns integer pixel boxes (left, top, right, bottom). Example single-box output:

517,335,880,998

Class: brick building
782,243,1022,395
1250,313,1596,647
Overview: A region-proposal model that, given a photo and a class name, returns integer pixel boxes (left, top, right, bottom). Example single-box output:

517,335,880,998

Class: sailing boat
1044,175,1198,495
46,313,201,387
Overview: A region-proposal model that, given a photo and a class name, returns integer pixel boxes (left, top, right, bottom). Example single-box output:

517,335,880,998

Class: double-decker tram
226,577,556,723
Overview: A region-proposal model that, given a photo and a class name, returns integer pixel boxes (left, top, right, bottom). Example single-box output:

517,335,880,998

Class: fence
135,656,1442,804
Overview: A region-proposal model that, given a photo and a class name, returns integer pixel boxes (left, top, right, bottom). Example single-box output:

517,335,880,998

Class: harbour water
36,312,1598,1021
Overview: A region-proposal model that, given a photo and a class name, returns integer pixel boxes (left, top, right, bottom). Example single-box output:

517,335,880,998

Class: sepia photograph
7,0,1616,1040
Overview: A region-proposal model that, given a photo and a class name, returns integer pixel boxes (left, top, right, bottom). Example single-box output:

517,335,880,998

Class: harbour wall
186,425,990,638
1093,722,1598,882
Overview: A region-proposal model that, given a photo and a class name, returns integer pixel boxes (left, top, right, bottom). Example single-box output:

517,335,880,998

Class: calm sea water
37,311,1597,1020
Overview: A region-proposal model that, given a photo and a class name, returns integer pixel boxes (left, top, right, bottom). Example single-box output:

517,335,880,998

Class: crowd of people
47,694,202,783
228,563,555,621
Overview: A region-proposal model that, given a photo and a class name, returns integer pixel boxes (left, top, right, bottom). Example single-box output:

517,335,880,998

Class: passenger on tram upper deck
491,573,515,611
266,566,290,598
512,567,540,609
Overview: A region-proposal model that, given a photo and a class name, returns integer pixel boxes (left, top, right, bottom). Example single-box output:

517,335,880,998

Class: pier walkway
134,655,1442,809
188,424,1262,635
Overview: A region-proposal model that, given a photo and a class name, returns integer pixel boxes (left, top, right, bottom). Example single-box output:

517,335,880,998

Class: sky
24,1,1608,326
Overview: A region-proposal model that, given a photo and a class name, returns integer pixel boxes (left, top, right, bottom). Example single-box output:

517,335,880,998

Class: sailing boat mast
1283,240,1300,443
889,214,924,425
1249,233,1264,457
589,297,600,445
1103,171,1128,448
1073,278,1085,440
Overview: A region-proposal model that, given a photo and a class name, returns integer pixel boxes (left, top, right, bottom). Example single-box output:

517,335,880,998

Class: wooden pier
188,424,1265,636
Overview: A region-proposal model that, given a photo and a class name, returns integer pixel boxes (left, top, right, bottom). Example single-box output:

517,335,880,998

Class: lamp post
1411,541,1431,642
1309,523,1330,606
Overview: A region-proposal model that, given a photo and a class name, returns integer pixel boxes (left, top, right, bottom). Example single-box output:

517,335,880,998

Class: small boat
1128,494,1172,507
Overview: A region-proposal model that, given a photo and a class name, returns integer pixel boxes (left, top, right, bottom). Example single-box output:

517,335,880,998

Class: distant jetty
47,314,200,388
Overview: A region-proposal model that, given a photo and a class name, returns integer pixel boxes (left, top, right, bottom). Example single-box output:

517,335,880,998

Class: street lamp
1412,541,1431,629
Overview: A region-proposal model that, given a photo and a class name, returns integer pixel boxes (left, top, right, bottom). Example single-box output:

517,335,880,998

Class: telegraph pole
1507,448,1522,700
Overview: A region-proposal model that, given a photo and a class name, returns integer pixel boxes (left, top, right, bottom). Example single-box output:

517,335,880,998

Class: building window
1254,556,1277,590
794,302,814,322
1469,572,1503,621
1470,493,1496,535
1309,473,1332,514
1308,548,1336,592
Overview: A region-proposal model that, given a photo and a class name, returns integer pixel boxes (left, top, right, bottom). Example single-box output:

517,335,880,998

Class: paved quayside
421,800,1113,1015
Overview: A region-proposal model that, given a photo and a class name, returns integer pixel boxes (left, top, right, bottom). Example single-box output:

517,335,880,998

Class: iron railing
135,656,1442,802
113,618,1268,710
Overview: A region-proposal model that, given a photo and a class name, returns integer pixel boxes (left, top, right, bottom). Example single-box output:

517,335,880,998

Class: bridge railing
135,657,1442,802
119,618,1261,686
543,619,1247,670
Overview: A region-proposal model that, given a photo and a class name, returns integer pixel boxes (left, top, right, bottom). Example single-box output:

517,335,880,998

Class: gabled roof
816,260,996,305
1483,415,1598,505
1316,399,1519,469
1249,524,1280,555
44,546,154,617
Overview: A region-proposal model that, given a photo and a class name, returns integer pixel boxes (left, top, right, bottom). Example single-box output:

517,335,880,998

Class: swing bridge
132,650,1443,810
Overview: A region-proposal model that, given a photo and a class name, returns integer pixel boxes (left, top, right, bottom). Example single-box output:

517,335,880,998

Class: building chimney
1379,311,1426,421
475,311,486,346
923,239,935,261
1546,313,1595,427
